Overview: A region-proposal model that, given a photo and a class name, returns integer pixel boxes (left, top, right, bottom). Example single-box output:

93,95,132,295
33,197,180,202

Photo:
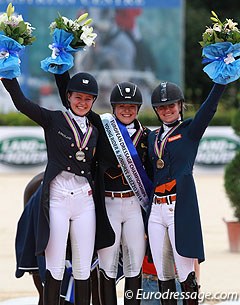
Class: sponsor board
0,127,47,173
0,126,239,173
196,127,240,167
0,135,46,167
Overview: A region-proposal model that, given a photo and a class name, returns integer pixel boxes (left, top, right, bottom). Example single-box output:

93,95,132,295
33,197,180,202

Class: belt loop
111,192,114,200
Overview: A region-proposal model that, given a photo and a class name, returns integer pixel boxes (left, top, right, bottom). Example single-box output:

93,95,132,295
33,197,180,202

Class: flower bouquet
199,11,240,84
41,13,97,74
0,3,36,79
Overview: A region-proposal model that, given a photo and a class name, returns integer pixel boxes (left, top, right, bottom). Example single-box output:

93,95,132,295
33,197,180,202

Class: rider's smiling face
114,104,138,125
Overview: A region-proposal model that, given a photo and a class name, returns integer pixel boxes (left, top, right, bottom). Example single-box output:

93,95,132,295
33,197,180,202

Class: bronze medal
156,159,164,169
75,150,85,161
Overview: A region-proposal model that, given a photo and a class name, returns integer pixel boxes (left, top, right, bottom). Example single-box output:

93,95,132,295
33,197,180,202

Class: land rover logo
196,136,240,166
0,136,47,166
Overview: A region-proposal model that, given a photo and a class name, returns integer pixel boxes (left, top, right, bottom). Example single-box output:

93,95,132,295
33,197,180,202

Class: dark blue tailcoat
148,84,226,262
15,185,45,280
2,78,102,256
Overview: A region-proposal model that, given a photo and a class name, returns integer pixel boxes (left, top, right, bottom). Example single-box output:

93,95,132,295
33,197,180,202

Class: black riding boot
43,270,61,305
181,272,199,305
99,269,117,305
32,273,43,305
91,267,101,305
74,278,91,305
158,278,177,305
124,271,142,305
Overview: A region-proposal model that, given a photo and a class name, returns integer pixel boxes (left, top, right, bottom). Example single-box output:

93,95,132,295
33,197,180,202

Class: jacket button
69,155,72,158
85,147,88,150
71,143,74,147
67,167,71,171
81,170,84,174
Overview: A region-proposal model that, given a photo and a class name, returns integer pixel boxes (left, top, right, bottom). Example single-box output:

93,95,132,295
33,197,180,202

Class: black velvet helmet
67,72,98,97
151,81,184,107
110,82,142,106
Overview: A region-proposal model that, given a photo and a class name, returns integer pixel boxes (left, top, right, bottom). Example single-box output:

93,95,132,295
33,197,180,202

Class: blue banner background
0,1,184,110
0,0,182,8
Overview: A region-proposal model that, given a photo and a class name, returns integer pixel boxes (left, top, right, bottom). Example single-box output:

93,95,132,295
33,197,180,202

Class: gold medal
156,159,164,169
75,150,85,161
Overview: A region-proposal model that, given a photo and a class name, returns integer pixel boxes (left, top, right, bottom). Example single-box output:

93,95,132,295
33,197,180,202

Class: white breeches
148,201,194,283
98,196,146,278
45,182,96,281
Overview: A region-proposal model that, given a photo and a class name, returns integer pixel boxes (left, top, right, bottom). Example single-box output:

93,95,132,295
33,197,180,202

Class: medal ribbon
132,124,143,146
154,122,182,159
63,112,93,150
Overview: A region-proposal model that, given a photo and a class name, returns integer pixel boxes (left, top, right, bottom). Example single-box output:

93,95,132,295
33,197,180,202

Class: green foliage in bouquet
49,12,97,49
199,11,240,47
0,3,36,45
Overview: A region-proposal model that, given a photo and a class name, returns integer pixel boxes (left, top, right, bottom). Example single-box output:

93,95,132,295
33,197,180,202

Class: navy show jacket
2,78,101,255
148,83,226,262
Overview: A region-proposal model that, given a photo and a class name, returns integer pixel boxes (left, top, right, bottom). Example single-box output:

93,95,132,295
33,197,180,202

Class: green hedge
0,112,37,126
0,108,237,127
138,108,236,127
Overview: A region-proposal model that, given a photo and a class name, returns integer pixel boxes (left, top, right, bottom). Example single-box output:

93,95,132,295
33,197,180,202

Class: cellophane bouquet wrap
200,11,240,84
41,13,97,74
0,3,35,79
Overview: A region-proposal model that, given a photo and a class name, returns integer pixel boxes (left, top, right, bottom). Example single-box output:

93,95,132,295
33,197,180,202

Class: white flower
213,23,222,32
49,13,97,49
62,16,74,28
80,26,97,47
72,22,80,31
0,3,35,45
205,27,214,35
62,16,69,25
200,11,240,47
0,13,8,23
16,14,23,22
226,19,238,30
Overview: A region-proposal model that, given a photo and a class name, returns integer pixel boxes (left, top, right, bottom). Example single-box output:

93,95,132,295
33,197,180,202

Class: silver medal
75,150,85,161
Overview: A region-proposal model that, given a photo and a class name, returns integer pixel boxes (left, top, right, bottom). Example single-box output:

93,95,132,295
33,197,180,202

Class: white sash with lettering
101,113,149,211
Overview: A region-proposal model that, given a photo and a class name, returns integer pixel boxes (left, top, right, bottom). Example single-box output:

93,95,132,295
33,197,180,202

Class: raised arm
1,78,51,128
54,71,70,109
188,83,226,140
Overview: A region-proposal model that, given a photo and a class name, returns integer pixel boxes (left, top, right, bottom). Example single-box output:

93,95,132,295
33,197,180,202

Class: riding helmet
151,81,184,107
110,82,142,107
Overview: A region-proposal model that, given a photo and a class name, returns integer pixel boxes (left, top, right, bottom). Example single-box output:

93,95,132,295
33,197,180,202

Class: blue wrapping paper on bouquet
41,29,82,74
202,42,240,84
0,34,25,79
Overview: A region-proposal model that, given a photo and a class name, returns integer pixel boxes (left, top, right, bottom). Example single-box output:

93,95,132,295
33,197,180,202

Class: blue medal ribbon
116,119,153,198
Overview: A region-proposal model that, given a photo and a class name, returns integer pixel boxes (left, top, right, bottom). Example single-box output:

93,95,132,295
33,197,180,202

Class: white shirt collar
68,110,87,133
